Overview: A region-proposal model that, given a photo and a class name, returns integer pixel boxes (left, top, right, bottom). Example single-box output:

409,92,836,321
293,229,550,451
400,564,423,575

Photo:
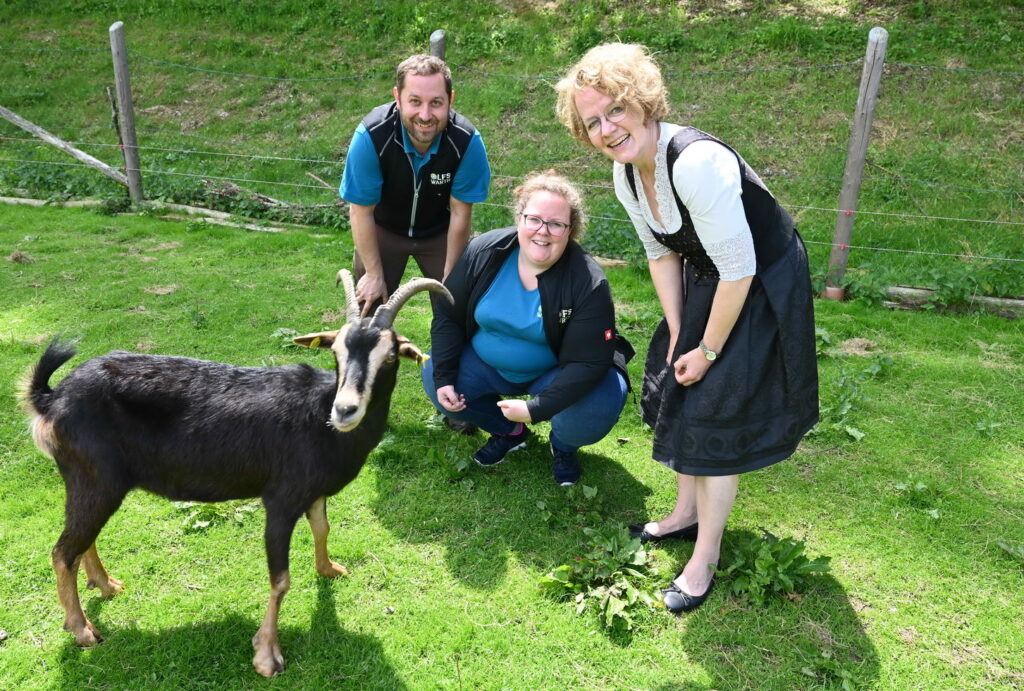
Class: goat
19,269,451,677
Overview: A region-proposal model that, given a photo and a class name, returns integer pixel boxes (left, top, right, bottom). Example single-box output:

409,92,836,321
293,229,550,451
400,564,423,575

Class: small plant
541,524,658,631
812,353,893,441
996,540,1024,567
172,500,260,533
718,531,830,607
269,327,301,349
425,441,473,480
975,419,1002,436
815,326,839,358
189,302,209,330
893,477,942,518
800,647,862,690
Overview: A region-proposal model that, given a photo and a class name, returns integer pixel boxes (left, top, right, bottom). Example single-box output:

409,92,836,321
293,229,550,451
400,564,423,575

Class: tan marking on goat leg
252,572,289,678
53,551,102,647
306,497,348,578
82,543,124,598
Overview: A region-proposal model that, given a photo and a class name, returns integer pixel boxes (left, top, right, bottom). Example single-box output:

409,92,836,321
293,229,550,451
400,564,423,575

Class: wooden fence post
429,30,446,59
109,21,144,204
823,26,888,300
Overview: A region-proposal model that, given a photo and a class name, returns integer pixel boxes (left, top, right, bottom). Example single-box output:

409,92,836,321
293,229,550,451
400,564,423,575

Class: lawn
1,203,1021,689
0,1,1022,688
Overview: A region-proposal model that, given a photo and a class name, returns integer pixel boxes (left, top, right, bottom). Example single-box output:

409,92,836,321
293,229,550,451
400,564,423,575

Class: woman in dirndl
556,43,819,613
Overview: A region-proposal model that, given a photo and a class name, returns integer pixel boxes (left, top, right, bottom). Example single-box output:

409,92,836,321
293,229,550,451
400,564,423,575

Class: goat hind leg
52,548,102,646
82,543,124,598
53,479,126,646
306,497,348,578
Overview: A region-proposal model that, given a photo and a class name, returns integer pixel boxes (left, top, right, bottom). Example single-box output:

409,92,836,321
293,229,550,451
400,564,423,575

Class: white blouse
613,123,758,281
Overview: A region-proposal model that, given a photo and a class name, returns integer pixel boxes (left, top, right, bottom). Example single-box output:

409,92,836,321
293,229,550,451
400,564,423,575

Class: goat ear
397,338,428,367
293,330,339,349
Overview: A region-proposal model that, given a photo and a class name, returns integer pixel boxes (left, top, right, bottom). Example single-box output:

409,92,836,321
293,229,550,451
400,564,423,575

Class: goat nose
335,404,358,420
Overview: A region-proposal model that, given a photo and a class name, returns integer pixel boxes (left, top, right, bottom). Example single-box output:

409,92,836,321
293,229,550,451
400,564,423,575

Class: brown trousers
352,223,448,315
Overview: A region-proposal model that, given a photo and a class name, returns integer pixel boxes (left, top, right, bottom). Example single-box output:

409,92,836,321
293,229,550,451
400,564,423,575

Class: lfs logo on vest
430,172,452,185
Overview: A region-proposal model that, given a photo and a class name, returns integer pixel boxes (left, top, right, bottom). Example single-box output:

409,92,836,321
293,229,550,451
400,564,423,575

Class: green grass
0,1,1022,687
1,204,1022,689
0,0,1021,298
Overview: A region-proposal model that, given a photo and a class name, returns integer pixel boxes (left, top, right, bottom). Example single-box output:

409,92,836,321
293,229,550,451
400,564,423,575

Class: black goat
19,270,451,677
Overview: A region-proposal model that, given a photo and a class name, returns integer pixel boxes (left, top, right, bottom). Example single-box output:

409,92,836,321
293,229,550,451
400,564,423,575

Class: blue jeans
421,345,628,452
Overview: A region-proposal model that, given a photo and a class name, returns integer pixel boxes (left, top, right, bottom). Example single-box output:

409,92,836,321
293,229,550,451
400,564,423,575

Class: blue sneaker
551,445,581,486
474,425,531,466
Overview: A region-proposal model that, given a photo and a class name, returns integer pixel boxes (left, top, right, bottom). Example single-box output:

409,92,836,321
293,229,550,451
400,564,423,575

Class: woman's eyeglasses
585,104,628,133
521,214,570,237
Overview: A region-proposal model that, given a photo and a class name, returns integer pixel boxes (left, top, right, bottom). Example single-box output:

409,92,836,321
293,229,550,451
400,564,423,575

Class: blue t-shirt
471,249,557,383
339,119,491,206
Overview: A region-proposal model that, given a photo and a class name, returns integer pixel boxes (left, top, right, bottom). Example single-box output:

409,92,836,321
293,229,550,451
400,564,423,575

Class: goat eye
385,352,397,363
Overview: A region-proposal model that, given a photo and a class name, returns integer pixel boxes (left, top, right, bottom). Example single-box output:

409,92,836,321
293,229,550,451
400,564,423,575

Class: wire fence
1,37,1021,289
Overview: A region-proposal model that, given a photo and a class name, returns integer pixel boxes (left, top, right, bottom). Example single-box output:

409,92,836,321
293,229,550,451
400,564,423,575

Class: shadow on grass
647,527,881,689
370,419,653,590
57,578,405,689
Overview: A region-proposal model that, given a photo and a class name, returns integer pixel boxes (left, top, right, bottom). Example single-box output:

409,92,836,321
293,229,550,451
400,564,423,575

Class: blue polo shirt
471,249,557,383
339,119,491,207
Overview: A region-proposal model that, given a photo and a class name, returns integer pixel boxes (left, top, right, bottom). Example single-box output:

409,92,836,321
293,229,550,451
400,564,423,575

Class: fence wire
1,39,1021,272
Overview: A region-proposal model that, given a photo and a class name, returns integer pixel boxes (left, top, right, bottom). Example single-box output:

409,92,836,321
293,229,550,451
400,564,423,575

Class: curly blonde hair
555,43,669,146
513,170,587,241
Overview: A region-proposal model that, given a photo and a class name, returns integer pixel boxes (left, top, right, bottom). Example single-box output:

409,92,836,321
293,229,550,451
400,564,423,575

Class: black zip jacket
362,102,476,237
431,227,633,423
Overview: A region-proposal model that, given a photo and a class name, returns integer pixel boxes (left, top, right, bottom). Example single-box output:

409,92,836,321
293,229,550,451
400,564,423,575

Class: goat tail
18,337,77,417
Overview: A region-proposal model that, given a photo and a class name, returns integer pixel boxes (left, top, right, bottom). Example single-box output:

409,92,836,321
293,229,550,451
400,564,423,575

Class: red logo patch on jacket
604,329,613,341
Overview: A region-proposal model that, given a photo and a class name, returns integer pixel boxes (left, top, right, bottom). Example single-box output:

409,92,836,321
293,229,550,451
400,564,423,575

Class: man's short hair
396,54,453,97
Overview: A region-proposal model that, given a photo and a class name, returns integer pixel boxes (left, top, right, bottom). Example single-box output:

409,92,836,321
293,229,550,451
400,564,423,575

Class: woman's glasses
584,104,628,134
521,214,570,237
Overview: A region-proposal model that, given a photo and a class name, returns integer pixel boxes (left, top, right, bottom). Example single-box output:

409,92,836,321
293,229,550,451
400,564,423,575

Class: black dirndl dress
640,230,819,476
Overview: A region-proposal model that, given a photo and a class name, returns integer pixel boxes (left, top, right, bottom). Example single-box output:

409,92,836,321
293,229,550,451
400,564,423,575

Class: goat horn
371,277,453,329
336,269,361,324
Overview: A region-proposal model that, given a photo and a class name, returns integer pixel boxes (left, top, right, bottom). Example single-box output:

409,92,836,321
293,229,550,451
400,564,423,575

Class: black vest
626,127,793,280
362,102,477,238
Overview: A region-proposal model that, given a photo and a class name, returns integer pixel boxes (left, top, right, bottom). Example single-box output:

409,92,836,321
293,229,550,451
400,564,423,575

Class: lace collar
634,123,682,234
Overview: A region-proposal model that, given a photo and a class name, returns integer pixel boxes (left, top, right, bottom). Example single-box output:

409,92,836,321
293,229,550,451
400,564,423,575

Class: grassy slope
1,203,1022,689
0,0,1021,295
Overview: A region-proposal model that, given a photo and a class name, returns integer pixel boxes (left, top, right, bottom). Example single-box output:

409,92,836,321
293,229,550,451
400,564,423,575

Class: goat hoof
87,576,124,599
318,561,349,578
69,619,104,647
252,646,284,678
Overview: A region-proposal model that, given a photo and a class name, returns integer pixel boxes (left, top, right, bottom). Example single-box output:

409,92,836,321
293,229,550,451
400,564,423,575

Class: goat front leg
82,543,123,598
252,571,289,678
306,497,348,578
252,505,300,677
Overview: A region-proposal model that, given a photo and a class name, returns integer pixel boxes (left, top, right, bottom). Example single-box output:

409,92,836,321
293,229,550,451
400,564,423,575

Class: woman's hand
673,348,712,387
497,399,532,424
437,385,466,412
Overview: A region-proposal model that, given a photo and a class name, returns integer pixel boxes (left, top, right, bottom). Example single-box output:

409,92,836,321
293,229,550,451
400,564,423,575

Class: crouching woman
422,170,633,486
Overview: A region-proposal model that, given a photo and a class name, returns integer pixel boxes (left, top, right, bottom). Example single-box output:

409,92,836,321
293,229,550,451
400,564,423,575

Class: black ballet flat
628,521,698,543
662,575,715,614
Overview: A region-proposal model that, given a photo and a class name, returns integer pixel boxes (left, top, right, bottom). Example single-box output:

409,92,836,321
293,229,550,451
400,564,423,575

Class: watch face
705,350,716,361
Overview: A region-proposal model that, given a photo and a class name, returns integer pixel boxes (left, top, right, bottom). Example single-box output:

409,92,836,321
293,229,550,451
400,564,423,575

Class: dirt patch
144,284,179,295
8,250,34,263
838,338,878,356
